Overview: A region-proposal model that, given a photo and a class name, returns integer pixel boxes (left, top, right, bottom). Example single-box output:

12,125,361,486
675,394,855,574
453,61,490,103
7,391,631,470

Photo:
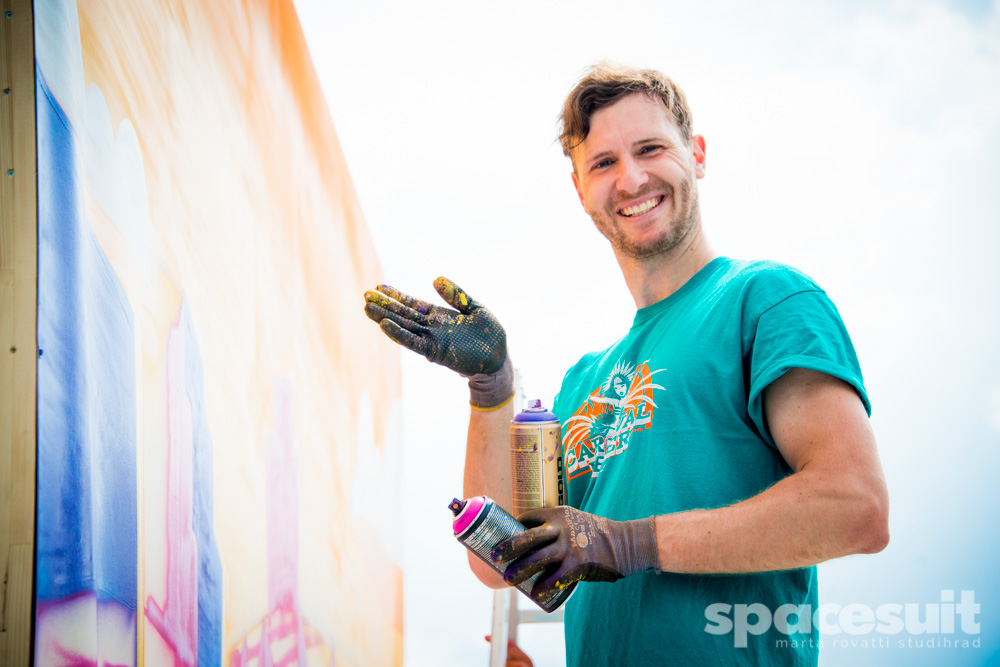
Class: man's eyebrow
584,138,671,164
585,149,615,165
634,137,670,147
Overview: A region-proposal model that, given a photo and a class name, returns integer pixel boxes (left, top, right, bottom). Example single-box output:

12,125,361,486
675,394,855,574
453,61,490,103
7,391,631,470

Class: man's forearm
463,402,514,506
654,464,889,574
651,369,889,574
463,401,515,587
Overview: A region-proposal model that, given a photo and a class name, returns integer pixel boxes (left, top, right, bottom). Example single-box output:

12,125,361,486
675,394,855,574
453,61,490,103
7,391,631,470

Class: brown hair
558,62,694,161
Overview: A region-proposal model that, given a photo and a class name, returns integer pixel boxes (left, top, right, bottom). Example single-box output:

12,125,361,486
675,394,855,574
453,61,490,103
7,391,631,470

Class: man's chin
592,215,686,259
613,233,681,260
612,212,698,260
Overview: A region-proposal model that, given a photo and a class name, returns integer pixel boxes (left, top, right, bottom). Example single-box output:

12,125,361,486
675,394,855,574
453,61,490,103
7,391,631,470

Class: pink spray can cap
449,496,486,536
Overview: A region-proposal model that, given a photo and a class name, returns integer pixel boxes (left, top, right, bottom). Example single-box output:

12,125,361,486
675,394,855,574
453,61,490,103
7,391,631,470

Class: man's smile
618,195,665,218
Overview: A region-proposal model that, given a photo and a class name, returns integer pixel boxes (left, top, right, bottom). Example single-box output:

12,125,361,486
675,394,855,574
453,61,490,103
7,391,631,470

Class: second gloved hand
491,506,660,602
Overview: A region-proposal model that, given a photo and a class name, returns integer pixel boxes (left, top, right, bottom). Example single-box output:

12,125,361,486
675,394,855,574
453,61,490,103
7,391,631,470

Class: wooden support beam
0,0,37,662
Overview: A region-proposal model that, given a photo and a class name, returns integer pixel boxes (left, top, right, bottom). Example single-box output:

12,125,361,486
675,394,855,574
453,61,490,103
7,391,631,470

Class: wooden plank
5,545,32,665
0,0,37,662
489,589,509,667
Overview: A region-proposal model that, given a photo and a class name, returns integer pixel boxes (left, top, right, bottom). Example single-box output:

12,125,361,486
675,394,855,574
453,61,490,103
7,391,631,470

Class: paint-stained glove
491,506,660,601
364,277,514,409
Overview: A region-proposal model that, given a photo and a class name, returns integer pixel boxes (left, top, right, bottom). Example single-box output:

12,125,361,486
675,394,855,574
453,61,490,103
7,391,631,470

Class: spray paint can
510,400,564,518
449,496,574,613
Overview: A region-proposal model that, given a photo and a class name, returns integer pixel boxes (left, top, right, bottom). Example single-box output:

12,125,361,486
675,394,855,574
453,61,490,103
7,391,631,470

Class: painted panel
35,66,139,667
33,1,403,665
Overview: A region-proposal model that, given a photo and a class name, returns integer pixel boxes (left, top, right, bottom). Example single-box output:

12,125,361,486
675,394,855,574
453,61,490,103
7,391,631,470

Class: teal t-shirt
552,257,868,667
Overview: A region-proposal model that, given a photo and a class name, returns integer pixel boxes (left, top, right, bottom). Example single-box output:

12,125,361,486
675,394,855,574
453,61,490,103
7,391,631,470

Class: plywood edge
0,0,38,663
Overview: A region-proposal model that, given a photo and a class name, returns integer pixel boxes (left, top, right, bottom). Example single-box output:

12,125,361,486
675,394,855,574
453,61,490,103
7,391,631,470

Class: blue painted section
180,303,224,665
35,65,139,610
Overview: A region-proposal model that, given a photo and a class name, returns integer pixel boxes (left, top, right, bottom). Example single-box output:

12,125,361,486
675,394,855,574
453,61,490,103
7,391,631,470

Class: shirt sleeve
745,289,869,450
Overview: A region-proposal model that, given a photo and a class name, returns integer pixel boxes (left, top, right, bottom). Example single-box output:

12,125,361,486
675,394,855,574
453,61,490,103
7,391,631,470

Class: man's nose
616,155,648,195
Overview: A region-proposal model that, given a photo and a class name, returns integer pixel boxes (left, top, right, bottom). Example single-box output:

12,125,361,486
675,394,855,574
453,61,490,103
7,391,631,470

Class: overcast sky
293,1,1000,665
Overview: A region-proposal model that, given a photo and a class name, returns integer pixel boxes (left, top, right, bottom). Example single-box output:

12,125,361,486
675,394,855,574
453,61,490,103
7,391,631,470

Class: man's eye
639,145,662,155
593,159,613,170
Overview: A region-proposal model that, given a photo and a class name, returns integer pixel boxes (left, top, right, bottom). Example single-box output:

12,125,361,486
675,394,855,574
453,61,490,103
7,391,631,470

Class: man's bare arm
462,402,516,587
653,367,889,573
490,368,888,601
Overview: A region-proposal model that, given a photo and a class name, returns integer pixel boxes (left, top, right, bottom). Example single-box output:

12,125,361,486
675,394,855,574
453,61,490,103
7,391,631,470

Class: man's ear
572,170,586,207
692,134,707,179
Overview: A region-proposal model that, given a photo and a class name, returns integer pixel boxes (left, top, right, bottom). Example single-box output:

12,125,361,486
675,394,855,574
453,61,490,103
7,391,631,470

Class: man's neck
615,225,717,309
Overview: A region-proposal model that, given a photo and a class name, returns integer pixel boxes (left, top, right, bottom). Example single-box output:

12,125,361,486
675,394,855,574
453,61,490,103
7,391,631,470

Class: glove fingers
529,562,621,603
503,544,563,587
490,507,561,562
363,300,395,324
491,522,558,563
530,565,580,601
364,301,426,335
375,284,437,317
515,508,558,528
365,289,431,325
379,319,433,359
433,277,479,314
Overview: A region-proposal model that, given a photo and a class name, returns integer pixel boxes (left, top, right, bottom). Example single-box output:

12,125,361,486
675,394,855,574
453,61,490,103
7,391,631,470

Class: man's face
571,93,706,260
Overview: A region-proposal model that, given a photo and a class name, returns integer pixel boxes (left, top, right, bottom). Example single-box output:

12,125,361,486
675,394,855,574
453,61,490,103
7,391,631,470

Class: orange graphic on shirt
563,359,665,480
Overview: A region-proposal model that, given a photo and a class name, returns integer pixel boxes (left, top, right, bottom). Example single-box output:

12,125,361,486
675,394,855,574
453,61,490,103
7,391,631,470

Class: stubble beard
589,176,700,260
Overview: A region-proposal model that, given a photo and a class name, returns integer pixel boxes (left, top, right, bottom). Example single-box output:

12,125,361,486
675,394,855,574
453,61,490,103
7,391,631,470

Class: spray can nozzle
448,498,466,516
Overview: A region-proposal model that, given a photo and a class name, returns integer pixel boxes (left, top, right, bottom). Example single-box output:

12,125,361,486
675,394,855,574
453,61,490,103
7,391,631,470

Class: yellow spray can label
510,400,564,518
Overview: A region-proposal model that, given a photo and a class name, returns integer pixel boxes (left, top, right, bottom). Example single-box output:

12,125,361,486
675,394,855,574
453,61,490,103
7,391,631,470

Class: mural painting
31,0,403,664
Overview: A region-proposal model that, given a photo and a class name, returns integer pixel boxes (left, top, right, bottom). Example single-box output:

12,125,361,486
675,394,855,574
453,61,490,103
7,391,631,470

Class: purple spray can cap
512,399,557,423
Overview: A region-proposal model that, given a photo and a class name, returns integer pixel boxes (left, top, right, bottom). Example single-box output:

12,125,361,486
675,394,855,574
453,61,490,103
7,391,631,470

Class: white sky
293,1,1000,665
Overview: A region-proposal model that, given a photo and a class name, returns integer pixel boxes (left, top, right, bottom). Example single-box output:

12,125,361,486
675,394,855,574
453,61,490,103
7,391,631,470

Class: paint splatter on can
510,400,564,518
449,496,574,613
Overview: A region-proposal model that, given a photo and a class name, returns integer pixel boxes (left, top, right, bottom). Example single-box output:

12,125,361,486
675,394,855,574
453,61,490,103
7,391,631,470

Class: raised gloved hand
491,506,660,601
364,277,513,409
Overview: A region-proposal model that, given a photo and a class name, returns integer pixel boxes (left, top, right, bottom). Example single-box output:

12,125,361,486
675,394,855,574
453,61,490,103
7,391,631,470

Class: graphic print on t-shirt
563,359,665,479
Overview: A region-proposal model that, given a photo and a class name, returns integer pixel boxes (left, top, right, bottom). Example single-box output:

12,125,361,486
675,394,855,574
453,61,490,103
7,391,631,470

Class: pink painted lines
228,381,334,666
145,315,199,667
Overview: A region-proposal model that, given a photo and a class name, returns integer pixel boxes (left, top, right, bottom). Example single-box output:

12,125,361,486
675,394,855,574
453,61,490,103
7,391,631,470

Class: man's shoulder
720,257,820,288
716,257,825,306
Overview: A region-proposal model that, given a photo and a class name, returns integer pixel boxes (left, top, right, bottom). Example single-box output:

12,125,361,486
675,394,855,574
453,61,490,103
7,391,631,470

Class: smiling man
364,62,889,666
